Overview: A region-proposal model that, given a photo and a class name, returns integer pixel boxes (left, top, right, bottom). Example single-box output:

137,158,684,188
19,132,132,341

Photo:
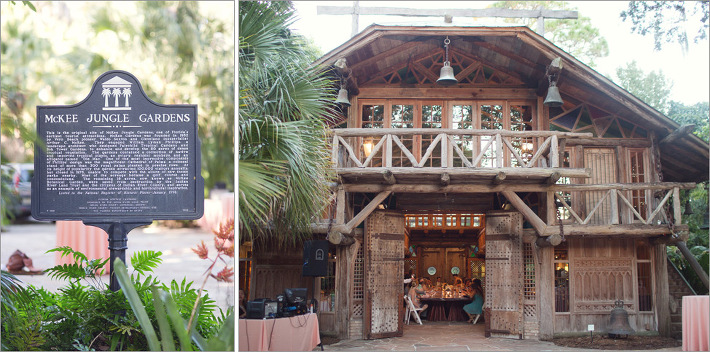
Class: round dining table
420,293,472,322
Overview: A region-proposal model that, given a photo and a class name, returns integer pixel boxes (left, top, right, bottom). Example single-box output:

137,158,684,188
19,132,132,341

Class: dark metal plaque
32,70,204,221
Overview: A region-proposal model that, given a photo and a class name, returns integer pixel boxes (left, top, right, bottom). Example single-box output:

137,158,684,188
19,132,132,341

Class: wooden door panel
364,211,405,339
420,248,444,281
485,211,524,339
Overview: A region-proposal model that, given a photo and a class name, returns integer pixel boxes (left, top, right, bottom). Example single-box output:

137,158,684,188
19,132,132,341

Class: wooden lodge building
240,25,709,341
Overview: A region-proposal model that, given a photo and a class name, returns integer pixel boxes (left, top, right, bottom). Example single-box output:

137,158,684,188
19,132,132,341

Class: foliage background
0,1,235,197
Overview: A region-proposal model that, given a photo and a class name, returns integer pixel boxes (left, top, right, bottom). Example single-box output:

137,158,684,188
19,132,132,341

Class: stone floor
321,321,683,351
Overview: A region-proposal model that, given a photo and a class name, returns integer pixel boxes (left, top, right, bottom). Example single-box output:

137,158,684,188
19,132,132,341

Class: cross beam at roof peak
317,2,578,37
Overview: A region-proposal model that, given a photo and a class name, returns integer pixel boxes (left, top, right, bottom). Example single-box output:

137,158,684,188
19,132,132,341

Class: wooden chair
404,294,424,325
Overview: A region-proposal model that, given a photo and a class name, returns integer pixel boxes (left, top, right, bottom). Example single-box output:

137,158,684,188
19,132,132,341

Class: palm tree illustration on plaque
101,76,132,111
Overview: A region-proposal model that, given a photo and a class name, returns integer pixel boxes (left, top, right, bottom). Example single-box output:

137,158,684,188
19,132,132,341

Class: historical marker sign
32,70,204,222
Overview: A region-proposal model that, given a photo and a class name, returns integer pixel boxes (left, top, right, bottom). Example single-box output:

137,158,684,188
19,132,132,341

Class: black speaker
302,240,329,277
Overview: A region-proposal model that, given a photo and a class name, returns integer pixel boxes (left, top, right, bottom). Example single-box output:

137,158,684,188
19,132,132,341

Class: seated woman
462,279,484,323
408,281,429,316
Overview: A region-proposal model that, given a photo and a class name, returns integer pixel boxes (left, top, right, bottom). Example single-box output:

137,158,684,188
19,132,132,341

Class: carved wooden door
364,210,405,339
484,211,524,339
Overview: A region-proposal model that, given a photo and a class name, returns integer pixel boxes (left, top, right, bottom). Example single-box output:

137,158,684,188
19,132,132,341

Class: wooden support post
382,169,396,185
344,191,392,232
653,243,671,337
495,134,503,167
336,187,346,225
440,172,450,187
493,171,506,185
501,190,548,236
538,246,554,339
550,135,559,168
676,241,709,289
672,187,682,226
610,189,619,225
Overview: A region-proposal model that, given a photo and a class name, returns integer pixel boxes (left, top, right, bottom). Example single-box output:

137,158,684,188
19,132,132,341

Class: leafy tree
620,1,709,52
667,101,710,142
239,1,337,246
615,60,673,114
0,2,234,199
489,1,609,67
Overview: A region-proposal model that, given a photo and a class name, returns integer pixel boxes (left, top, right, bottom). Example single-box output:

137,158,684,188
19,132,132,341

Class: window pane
391,104,414,128
362,105,384,128
480,104,504,130
637,262,652,311
422,104,442,128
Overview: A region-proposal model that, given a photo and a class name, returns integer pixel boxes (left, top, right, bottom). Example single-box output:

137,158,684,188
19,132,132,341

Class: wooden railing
331,128,592,169
551,183,694,227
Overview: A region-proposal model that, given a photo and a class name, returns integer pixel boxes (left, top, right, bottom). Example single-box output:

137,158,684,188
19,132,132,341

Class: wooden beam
383,169,397,185
357,87,539,100
676,241,709,289
660,124,695,146
501,190,548,236
338,166,592,179
344,191,392,232
317,6,578,19
334,127,593,138
535,233,563,247
440,172,450,187
542,224,688,237
546,171,561,184
493,171,507,184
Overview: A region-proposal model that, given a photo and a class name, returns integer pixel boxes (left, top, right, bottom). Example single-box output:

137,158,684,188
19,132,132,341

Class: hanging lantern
437,36,458,86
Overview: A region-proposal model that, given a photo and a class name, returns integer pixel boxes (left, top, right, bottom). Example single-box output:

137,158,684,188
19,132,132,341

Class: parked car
7,163,33,218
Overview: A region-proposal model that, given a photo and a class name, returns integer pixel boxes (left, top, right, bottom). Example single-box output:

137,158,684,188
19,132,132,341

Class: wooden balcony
331,128,592,186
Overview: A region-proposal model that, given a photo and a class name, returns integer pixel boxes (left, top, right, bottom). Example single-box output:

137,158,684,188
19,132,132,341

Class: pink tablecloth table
683,295,709,351
239,313,321,351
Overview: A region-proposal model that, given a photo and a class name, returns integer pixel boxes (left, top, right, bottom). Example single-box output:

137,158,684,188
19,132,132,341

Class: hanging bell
437,62,458,86
607,300,635,338
335,87,350,106
683,200,694,215
544,81,564,107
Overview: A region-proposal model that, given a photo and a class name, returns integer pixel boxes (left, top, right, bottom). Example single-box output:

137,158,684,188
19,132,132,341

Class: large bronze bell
437,62,458,86
543,82,564,107
607,300,635,338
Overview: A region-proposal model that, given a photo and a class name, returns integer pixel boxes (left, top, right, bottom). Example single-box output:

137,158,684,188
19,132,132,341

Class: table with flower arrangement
420,288,472,322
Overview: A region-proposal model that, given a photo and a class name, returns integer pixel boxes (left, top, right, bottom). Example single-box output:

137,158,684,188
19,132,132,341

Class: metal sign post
33,70,204,291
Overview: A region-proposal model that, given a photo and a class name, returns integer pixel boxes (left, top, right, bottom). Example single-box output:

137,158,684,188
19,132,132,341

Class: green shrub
0,247,228,351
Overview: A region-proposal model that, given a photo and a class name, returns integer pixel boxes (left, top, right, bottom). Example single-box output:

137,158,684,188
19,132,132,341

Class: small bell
335,87,350,106
437,62,457,86
607,300,635,338
544,81,564,107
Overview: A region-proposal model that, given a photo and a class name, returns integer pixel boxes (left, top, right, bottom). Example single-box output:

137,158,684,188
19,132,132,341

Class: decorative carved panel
572,257,635,313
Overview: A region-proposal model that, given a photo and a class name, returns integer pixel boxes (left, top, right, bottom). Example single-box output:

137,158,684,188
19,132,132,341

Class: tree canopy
1,1,234,193
620,1,709,52
615,60,673,114
489,1,609,67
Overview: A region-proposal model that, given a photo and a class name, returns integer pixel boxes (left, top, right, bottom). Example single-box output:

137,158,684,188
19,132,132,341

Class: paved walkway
0,218,234,313
321,321,683,351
